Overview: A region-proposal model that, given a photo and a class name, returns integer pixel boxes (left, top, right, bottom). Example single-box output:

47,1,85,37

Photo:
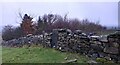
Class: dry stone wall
2,29,120,63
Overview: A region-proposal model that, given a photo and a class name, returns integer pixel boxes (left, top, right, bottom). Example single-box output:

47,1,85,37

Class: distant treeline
2,13,107,41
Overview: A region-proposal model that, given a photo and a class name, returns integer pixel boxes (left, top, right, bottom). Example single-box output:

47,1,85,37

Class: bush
2,25,24,41
36,14,106,34
2,14,107,40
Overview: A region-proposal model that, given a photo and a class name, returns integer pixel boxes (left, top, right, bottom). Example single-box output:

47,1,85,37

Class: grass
0,46,2,64
2,46,90,63
96,30,116,36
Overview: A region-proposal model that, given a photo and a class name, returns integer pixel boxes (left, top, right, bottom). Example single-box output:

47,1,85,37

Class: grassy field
0,46,2,64
95,30,116,35
2,46,90,63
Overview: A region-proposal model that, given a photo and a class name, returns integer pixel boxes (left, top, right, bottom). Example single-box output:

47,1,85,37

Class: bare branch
18,8,23,18
63,12,69,22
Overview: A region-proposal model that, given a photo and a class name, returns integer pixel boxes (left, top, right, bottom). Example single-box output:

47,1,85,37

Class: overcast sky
0,2,118,27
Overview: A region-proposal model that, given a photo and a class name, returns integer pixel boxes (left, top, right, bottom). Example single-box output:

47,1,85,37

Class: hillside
2,46,90,63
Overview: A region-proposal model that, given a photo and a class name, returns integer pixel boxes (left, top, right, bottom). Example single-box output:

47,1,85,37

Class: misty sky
1,2,118,27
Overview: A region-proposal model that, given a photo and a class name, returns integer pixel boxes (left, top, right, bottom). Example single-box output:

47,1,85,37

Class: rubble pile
2,34,43,47
2,29,120,63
